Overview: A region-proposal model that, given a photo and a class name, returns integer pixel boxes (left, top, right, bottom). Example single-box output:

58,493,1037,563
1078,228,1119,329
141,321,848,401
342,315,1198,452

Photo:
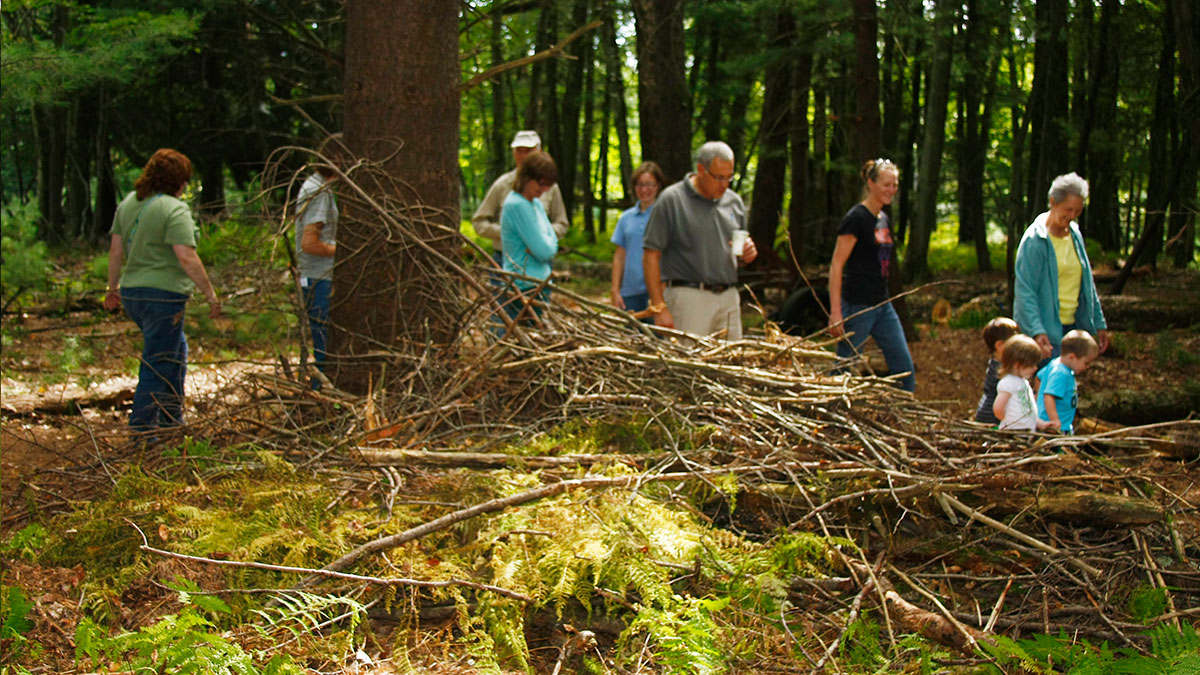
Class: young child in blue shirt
975,317,1019,424
1036,330,1099,434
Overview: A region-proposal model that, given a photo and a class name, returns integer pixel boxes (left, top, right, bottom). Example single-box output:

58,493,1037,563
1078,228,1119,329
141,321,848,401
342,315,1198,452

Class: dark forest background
2,0,1197,282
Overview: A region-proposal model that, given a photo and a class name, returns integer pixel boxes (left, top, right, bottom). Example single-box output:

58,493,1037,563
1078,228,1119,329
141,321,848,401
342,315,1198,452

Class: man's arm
300,221,335,257
545,184,569,237
643,248,672,328
471,178,508,242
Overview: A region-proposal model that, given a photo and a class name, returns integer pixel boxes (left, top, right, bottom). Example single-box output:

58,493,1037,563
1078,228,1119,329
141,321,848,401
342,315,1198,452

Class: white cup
731,230,749,257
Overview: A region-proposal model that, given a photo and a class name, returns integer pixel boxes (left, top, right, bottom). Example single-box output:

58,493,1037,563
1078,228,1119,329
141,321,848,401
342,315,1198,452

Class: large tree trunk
1170,0,1199,267
746,8,794,261
1025,0,1070,222
956,0,992,273
904,0,955,282
631,0,691,183
332,2,460,394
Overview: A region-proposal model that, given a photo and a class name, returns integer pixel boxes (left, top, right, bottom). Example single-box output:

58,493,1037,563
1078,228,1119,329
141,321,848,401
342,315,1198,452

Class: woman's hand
828,307,845,338
1034,333,1053,358
611,291,625,309
104,290,121,312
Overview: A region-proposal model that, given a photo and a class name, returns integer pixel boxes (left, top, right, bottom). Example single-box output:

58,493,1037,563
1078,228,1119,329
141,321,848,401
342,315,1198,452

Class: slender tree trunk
556,0,589,219
580,29,596,243
1111,2,1173,295
905,0,955,282
92,86,118,244
1026,0,1070,222
33,5,69,244
787,41,814,268
852,0,880,162
957,0,992,271
811,69,831,257
631,0,691,182
65,96,94,239
747,8,794,261
1005,43,1032,312
333,1,460,393
1170,0,1199,267
896,57,922,245
601,11,633,203
488,12,507,182
1075,0,1121,251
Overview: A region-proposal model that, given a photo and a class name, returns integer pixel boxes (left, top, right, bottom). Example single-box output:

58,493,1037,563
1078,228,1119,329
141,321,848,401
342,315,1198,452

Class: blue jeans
834,300,916,392
303,279,331,389
121,287,189,430
622,292,649,313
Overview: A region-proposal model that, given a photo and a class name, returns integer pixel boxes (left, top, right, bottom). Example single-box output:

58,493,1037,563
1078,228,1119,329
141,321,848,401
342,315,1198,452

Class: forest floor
1,260,1198,673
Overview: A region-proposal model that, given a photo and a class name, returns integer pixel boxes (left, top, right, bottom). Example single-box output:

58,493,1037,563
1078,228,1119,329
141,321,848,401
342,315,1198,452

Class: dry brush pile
4,154,1199,673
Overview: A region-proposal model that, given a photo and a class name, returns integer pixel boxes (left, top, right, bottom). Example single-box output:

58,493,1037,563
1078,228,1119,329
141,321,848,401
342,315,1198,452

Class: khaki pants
664,286,742,340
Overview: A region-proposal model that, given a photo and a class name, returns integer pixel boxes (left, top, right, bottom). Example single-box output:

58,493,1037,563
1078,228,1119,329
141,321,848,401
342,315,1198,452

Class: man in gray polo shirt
643,141,757,339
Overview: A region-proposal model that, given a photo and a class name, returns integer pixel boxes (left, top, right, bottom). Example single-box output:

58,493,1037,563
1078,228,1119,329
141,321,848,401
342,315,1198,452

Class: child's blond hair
982,317,1019,351
1061,330,1099,358
1000,334,1043,373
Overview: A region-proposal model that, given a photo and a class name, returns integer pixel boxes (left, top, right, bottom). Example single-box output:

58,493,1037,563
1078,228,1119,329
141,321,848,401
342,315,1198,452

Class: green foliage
0,200,49,310
1153,332,1200,369
1,523,47,561
250,591,366,645
1,5,197,110
620,596,730,675
981,624,1200,675
1128,585,1170,624
1,585,41,665
919,220,1007,276
75,608,300,675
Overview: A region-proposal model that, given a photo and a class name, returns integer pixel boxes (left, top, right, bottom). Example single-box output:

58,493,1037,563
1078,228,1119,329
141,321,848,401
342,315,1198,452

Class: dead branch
461,20,603,91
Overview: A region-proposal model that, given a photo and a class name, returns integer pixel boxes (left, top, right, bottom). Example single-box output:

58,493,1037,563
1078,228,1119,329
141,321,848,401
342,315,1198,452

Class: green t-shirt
111,192,199,295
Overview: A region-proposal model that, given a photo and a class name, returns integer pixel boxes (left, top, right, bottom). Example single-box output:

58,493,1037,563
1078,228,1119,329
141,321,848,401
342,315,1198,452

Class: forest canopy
1,0,1197,275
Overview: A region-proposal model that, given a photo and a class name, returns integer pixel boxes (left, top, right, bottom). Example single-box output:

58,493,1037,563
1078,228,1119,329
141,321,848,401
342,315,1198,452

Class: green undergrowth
15,421,1126,672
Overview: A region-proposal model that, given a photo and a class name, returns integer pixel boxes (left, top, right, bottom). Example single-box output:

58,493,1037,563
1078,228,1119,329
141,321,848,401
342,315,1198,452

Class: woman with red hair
104,148,221,432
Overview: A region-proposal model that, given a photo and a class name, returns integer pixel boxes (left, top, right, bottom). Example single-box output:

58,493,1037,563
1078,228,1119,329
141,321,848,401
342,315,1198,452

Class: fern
981,625,1200,674
251,590,366,643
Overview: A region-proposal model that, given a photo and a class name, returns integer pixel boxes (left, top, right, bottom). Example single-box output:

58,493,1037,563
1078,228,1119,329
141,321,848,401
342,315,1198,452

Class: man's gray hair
695,141,734,168
1048,172,1089,204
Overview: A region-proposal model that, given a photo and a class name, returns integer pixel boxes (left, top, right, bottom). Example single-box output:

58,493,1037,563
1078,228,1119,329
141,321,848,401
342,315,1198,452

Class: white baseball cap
510,130,542,148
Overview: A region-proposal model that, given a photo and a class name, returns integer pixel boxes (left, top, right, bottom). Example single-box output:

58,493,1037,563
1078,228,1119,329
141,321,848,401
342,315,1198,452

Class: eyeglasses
635,180,659,189
868,158,897,179
705,169,734,184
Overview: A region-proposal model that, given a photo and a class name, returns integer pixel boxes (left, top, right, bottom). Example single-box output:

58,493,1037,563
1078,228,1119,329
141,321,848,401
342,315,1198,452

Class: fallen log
981,488,1164,527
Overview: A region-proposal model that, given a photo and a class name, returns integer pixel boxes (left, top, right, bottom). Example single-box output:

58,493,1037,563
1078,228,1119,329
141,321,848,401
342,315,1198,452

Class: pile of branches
8,149,1196,670
222,153,1200,660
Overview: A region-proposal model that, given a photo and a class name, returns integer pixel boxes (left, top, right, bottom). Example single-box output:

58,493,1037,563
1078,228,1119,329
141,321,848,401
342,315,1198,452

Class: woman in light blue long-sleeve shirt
499,151,559,321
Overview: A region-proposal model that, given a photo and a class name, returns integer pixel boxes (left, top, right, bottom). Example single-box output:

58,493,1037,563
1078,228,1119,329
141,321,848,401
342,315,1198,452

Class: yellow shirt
1051,232,1081,325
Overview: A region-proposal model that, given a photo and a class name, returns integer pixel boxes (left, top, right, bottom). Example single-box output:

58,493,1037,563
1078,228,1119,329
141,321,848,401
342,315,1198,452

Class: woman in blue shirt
500,151,559,322
610,161,666,315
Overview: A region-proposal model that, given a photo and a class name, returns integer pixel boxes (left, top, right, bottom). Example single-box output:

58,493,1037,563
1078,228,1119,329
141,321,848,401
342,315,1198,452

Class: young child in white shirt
993,334,1053,432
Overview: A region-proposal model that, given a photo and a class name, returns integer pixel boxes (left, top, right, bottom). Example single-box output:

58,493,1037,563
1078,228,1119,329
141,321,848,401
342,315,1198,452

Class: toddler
1036,330,1100,434
992,335,1052,431
974,317,1019,424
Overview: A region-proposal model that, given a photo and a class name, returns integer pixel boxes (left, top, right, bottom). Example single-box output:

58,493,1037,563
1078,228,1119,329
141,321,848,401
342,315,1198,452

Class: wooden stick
939,492,1103,578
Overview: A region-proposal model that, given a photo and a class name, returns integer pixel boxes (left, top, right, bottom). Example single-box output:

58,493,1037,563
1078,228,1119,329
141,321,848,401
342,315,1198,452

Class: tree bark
631,0,691,183
557,0,590,220
956,0,992,272
333,1,461,394
601,11,633,204
852,0,880,163
904,0,955,282
1025,0,1070,222
1077,0,1121,252
786,41,814,268
746,8,794,262
1170,0,1199,267
488,12,508,182
1111,0,1175,295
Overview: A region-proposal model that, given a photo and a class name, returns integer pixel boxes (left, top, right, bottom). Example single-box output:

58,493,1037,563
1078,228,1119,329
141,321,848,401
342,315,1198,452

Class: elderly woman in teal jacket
499,150,559,321
1013,172,1109,360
